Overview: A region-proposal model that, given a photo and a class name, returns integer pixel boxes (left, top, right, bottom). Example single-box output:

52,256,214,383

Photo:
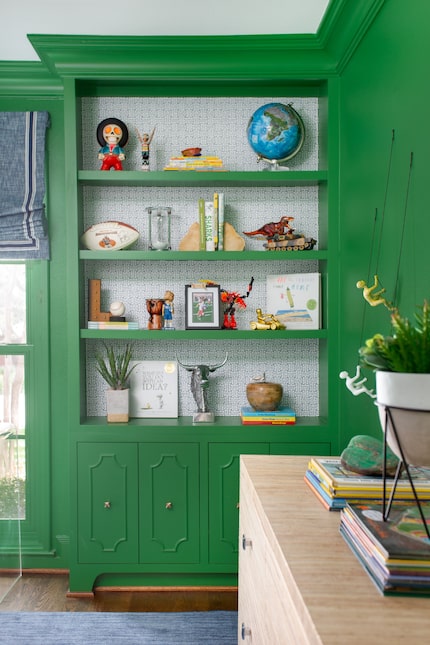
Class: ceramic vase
106,388,129,423
376,371,430,466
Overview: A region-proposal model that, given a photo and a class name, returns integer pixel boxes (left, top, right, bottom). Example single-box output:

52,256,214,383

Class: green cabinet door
139,443,200,564
77,443,139,564
208,443,269,564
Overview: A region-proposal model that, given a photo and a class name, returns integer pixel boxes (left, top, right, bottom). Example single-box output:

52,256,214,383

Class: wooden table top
240,454,430,644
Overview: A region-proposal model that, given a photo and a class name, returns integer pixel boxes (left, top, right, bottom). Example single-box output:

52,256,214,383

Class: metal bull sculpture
177,354,228,422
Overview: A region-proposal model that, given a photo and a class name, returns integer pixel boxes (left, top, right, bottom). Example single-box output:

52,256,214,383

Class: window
0,261,50,558
0,264,26,520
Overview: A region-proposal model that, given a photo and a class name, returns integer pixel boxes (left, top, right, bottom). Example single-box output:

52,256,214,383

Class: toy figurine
339,366,376,399
356,274,394,310
243,216,295,239
243,216,317,252
162,290,175,329
220,277,254,329
250,308,285,330
136,126,156,171
177,354,228,422
146,298,164,330
97,118,129,171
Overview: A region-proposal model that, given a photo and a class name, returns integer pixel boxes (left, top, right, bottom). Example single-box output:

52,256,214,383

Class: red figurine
97,118,129,171
221,277,254,329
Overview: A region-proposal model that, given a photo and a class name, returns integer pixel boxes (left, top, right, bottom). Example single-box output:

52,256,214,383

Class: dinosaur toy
243,216,295,239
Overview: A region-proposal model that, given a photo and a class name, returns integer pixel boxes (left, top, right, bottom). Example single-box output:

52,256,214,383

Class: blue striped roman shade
0,111,50,259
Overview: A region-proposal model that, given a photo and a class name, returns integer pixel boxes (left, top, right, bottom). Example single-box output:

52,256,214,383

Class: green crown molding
0,62,63,97
317,0,385,72
28,33,336,81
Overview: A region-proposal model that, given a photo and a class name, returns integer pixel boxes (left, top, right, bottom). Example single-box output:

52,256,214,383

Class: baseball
110,301,125,316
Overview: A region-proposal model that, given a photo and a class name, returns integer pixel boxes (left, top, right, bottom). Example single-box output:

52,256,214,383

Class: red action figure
221,277,254,329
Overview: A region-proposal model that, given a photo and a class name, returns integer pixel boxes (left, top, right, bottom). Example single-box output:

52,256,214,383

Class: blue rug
0,611,237,644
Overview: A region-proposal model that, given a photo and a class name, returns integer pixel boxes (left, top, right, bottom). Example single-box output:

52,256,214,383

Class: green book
198,198,205,250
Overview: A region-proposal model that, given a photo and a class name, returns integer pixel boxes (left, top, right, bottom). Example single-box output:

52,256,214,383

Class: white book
266,273,321,330
129,361,178,418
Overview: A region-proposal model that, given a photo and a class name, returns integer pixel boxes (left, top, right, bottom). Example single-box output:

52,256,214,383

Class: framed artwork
185,284,222,330
129,361,178,418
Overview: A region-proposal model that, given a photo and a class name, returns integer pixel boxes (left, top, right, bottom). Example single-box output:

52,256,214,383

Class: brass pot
246,381,283,411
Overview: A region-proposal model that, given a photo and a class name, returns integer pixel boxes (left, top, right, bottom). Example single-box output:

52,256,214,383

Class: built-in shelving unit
31,34,339,594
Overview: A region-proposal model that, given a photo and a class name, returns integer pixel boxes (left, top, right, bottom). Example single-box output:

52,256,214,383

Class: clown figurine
97,118,129,171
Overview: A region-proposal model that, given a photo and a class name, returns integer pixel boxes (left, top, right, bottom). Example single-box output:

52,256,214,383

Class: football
81,221,140,251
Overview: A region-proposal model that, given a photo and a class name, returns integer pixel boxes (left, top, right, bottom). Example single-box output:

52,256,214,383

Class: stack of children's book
340,500,430,595
88,320,139,330
241,405,296,425
163,155,224,171
305,456,430,510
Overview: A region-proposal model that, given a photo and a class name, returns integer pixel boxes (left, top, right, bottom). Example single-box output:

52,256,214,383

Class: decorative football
81,221,140,251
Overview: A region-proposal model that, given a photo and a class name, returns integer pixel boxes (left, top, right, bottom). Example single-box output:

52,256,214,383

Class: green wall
1,0,427,569
338,0,430,446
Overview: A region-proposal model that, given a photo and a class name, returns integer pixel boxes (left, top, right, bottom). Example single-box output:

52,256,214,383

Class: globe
247,102,305,165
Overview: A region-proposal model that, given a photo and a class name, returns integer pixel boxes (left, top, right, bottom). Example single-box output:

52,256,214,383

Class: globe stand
257,157,290,172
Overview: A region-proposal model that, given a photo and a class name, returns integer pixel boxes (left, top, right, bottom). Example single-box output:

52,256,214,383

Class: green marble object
340,434,399,476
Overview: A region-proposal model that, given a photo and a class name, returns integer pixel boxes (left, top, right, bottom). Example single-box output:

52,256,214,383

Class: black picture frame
185,284,222,330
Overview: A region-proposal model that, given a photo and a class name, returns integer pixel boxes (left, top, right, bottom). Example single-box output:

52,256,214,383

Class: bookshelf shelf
81,328,328,340
80,249,327,261
78,169,328,187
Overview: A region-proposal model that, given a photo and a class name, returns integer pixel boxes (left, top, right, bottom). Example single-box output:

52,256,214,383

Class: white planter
376,371,430,466
106,388,129,423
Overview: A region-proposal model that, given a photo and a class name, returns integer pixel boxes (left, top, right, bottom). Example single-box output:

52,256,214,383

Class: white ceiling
2,0,330,62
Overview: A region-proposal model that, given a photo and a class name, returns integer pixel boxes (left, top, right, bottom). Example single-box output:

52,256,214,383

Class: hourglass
147,207,172,250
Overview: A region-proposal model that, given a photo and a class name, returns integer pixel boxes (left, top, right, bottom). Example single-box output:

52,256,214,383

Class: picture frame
185,284,222,329
129,360,178,418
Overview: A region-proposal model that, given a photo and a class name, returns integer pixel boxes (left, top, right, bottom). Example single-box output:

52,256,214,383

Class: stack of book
88,320,139,330
240,405,296,425
163,155,224,171
305,456,430,511
340,500,430,595
199,193,225,251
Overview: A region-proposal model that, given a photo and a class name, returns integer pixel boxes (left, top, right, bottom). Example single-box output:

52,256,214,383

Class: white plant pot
106,388,129,423
376,371,430,466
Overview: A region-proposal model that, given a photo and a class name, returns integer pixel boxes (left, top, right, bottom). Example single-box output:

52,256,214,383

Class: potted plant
357,299,430,465
95,343,136,422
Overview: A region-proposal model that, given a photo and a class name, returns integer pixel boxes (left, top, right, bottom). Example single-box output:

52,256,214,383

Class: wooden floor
0,572,238,613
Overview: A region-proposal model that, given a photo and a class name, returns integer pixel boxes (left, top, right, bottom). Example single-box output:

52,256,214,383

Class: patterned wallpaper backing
81,96,321,417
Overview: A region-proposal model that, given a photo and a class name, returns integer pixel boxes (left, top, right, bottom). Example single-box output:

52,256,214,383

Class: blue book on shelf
241,405,296,418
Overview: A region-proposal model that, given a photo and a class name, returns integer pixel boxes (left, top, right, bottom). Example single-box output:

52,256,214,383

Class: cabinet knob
165,501,173,510
236,502,240,509
242,534,252,550
104,501,111,509
241,623,252,640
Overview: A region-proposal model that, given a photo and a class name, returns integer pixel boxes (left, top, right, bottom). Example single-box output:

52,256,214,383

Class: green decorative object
340,434,399,476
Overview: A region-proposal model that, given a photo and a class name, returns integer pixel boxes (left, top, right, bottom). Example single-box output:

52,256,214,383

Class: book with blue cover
241,405,296,425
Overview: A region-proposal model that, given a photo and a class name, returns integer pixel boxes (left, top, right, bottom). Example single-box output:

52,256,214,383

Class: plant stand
381,403,430,540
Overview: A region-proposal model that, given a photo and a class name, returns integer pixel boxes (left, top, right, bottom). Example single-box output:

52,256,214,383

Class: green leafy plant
95,343,136,389
359,300,430,373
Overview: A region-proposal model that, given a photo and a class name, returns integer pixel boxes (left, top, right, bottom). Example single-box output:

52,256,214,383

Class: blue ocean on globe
247,102,304,162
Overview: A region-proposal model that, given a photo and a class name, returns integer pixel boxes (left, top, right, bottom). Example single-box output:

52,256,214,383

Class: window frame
0,260,51,555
